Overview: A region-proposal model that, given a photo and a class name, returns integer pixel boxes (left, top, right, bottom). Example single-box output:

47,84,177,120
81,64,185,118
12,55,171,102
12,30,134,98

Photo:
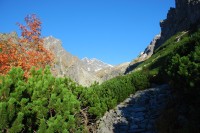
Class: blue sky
0,0,175,65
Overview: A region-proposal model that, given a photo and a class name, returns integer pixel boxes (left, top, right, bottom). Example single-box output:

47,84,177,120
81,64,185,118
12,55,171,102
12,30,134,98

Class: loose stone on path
96,84,172,133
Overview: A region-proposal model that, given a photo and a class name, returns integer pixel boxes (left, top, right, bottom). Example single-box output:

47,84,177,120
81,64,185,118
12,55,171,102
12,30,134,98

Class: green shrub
80,71,150,118
166,30,200,92
0,67,81,132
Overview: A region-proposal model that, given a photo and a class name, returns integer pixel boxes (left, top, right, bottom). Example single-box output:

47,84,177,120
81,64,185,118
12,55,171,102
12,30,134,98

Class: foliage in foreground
0,67,80,132
0,14,54,77
154,29,200,132
0,66,150,132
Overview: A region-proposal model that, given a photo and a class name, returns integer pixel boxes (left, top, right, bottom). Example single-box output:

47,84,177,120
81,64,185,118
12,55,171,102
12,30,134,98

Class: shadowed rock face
96,84,172,133
156,0,200,48
126,0,200,74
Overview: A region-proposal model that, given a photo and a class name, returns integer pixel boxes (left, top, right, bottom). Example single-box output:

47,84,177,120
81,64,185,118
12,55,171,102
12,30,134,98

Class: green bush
80,71,150,118
0,67,81,132
166,30,200,92
156,29,200,133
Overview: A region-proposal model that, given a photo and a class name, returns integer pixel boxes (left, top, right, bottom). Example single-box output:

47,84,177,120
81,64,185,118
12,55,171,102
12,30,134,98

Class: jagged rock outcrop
125,34,160,74
126,0,200,74
155,0,200,49
44,36,101,86
44,36,79,76
44,36,129,85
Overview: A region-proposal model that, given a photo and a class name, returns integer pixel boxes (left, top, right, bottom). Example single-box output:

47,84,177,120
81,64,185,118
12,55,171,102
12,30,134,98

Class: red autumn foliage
0,14,54,77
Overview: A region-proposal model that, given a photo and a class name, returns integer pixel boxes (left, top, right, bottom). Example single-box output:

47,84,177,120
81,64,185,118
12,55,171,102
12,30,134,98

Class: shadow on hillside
124,61,144,74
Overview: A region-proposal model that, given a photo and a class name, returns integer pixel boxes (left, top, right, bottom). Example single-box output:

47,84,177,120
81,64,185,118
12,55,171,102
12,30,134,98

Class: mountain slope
95,62,130,81
44,36,79,76
81,57,113,72
126,0,200,74
125,34,161,73
44,36,101,86
44,36,131,86
155,0,200,48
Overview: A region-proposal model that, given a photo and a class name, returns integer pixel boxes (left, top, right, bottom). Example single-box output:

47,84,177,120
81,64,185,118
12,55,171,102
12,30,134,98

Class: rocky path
96,84,172,133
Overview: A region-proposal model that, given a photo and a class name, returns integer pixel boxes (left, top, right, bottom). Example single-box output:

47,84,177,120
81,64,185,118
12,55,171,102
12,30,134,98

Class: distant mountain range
0,33,158,86
43,36,128,86
81,57,113,72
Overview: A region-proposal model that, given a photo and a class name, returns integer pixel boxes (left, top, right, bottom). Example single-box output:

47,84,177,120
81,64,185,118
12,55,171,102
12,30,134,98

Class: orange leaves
17,14,42,48
0,43,3,49
0,14,54,78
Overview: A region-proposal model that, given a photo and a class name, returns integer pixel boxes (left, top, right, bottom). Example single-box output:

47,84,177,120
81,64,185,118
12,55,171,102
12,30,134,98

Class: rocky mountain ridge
125,34,161,74
0,33,129,86
126,0,200,73
44,36,130,86
43,36,79,76
156,0,200,49
44,36,103,86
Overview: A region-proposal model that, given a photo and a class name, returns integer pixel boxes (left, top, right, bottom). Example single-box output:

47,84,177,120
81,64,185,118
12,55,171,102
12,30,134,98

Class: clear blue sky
0,0,175,65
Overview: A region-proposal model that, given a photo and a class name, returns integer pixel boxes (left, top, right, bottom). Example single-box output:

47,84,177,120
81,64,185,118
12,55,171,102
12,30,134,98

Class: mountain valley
1,0,200,132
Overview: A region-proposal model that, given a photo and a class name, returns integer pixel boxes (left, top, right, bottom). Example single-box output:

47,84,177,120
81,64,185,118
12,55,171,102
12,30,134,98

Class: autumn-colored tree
0,39,22,74
0,14,54,77
17,14,43,49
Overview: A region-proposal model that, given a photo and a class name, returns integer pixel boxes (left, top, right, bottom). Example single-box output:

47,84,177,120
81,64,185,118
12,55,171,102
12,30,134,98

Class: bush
80,71,150,119
156,29,200,133
0,67,80,132
166,30,200,92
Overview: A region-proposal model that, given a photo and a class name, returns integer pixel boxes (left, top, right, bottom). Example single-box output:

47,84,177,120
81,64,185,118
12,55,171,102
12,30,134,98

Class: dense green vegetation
83,71,149,118
0,65,150,132
166,30,200,92
135,29,200,132
0,67,81,132
157,30,200,133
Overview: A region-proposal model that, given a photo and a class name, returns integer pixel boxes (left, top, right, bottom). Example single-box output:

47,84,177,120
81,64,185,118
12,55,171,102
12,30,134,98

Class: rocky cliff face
44,36,102,86
44,36,79,77
126,0,200,73
44,36,126,86
156,0,200,48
